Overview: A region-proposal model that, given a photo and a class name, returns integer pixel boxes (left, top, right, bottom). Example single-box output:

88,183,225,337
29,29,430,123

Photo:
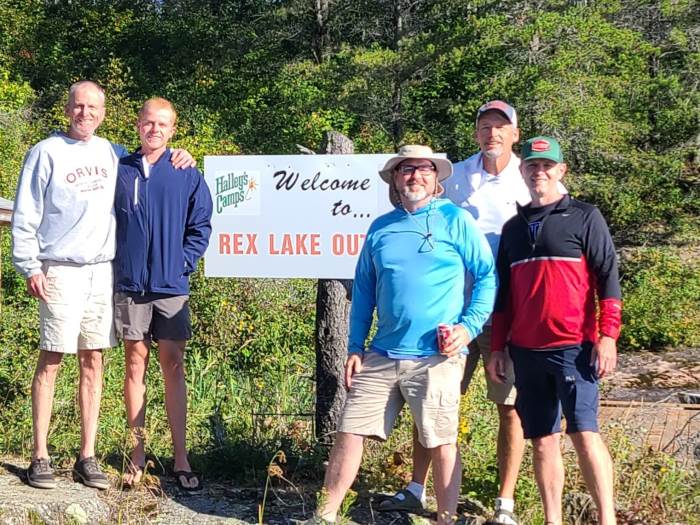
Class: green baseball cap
521,136,563,163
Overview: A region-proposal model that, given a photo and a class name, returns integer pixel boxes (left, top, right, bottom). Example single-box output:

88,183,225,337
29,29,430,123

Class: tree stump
315,131,354,446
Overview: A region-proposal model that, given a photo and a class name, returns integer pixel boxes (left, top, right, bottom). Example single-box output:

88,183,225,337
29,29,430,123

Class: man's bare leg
532,433,564,525
32,351,63,460
123,340,150,484
317,432,365,521
569,431,616,525
496,403,525,498
77,348,103,460
158,339,195,487
430,442,461,525
410,423,431,485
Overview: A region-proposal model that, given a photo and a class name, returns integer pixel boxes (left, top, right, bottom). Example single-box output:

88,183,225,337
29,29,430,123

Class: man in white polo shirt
381,101,530,525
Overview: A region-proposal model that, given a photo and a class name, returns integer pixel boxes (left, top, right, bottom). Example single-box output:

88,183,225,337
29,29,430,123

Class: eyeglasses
397,164,437,176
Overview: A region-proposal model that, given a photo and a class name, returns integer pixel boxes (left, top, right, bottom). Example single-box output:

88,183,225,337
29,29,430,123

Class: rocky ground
0,461,479,525
0,348,697,525
604,348,700,403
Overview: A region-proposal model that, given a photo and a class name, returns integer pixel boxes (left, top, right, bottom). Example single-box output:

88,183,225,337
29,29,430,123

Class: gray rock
65,503,88,524
0,467,110,524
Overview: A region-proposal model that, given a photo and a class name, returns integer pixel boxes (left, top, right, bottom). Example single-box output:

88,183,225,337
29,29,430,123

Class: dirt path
0,459,424,525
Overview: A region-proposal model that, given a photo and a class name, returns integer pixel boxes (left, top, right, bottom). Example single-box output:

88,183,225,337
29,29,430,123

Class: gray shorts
114,292,191,341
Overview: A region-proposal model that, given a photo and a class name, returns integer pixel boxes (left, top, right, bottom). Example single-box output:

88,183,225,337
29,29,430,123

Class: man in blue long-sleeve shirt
308,145,496,525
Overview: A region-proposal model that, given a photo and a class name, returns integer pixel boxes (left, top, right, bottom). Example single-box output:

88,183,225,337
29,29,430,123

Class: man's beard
400,186,429,202
483,146,503,160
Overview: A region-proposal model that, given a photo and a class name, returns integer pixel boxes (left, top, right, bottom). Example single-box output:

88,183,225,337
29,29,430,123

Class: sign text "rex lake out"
218,232,367,256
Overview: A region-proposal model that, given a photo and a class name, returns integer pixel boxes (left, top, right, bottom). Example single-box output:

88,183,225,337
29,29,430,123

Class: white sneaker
485,508,519,525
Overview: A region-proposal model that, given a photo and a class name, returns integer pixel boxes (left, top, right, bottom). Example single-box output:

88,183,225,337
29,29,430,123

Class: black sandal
173,470,202,492
377,489,424,513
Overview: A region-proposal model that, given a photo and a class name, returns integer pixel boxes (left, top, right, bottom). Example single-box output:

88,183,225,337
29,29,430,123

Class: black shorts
510,343,599,439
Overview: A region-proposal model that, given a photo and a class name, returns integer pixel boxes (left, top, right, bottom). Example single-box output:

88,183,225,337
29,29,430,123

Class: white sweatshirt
12,133,119,277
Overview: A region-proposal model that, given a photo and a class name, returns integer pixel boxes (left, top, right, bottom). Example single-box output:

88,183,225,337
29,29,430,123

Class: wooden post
0,198,14,315
314,131,354,446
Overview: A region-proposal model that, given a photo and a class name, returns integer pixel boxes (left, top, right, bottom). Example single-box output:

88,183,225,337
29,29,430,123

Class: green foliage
0,69,38,198
572,150,698,244
619,248,700,350
605,419,700,524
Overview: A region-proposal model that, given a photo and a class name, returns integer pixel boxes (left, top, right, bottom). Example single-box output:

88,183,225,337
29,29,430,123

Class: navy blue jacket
114,149,213,295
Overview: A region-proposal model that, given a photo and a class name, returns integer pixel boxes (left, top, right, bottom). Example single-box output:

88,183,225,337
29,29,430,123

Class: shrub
619,247,700,350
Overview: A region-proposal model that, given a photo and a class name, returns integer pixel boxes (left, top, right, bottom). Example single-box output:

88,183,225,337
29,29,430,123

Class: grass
1,320,699,523
312,364,700,524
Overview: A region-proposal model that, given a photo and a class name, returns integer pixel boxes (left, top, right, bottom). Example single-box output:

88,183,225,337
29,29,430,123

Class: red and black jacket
491,195,622,352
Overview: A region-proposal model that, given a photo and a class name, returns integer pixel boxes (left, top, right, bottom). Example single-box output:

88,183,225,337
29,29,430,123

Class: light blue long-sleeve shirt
348,198,497,358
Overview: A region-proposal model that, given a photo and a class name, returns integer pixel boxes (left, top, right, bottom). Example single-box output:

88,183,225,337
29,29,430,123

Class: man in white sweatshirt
12,80,193,490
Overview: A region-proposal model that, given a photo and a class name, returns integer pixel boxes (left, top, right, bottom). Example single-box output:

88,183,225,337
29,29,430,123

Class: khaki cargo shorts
338,350,466,448
462,325,517,405
39,260,116,353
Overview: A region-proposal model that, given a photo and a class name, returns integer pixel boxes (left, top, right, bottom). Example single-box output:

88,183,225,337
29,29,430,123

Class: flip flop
122,463,145,489
377,489,424,513
173,470,202,492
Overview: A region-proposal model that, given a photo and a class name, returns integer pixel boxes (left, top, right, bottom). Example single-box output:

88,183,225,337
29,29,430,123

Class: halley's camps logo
214,170,261,215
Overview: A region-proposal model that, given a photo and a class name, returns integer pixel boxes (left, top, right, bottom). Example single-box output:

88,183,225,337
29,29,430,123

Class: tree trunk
390,0,405,147
315,131,354,446
313,0,330,64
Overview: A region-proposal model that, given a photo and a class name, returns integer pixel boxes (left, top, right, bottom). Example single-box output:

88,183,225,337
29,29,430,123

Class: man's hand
591,335,617,379
486,351,507,384
440,324,470,358
26,273,48,302
170,148,196,169
344,353,364,390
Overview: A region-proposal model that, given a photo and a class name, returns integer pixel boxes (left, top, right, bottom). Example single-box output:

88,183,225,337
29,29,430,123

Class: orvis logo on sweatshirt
65,165,112,193
214,170,261,215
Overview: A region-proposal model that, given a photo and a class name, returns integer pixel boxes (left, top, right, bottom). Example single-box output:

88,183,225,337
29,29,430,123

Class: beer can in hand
437,323,453,351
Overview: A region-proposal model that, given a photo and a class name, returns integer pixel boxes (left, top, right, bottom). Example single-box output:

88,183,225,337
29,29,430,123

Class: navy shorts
509,343,599,439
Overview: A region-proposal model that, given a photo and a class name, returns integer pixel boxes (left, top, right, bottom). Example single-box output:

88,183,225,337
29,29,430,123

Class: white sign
204,154,396,278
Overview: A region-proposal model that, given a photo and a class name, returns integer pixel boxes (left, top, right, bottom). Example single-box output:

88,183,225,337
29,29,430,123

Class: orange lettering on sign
219,233,231,254
219,233,258,255
268,233,323,255
331,233,366,256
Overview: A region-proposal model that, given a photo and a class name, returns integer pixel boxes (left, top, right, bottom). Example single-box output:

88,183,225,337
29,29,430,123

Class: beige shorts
39,261,116,353
462,325,517,405
338,351,466,448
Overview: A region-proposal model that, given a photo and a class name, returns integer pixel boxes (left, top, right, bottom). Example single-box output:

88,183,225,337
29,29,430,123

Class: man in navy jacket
113,98,212,491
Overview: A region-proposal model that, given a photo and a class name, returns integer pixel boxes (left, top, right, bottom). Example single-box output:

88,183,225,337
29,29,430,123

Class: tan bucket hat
379,145,453,183
379,145,453,207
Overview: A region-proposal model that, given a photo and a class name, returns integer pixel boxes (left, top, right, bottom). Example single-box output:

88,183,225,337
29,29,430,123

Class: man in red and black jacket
487,136,621,525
